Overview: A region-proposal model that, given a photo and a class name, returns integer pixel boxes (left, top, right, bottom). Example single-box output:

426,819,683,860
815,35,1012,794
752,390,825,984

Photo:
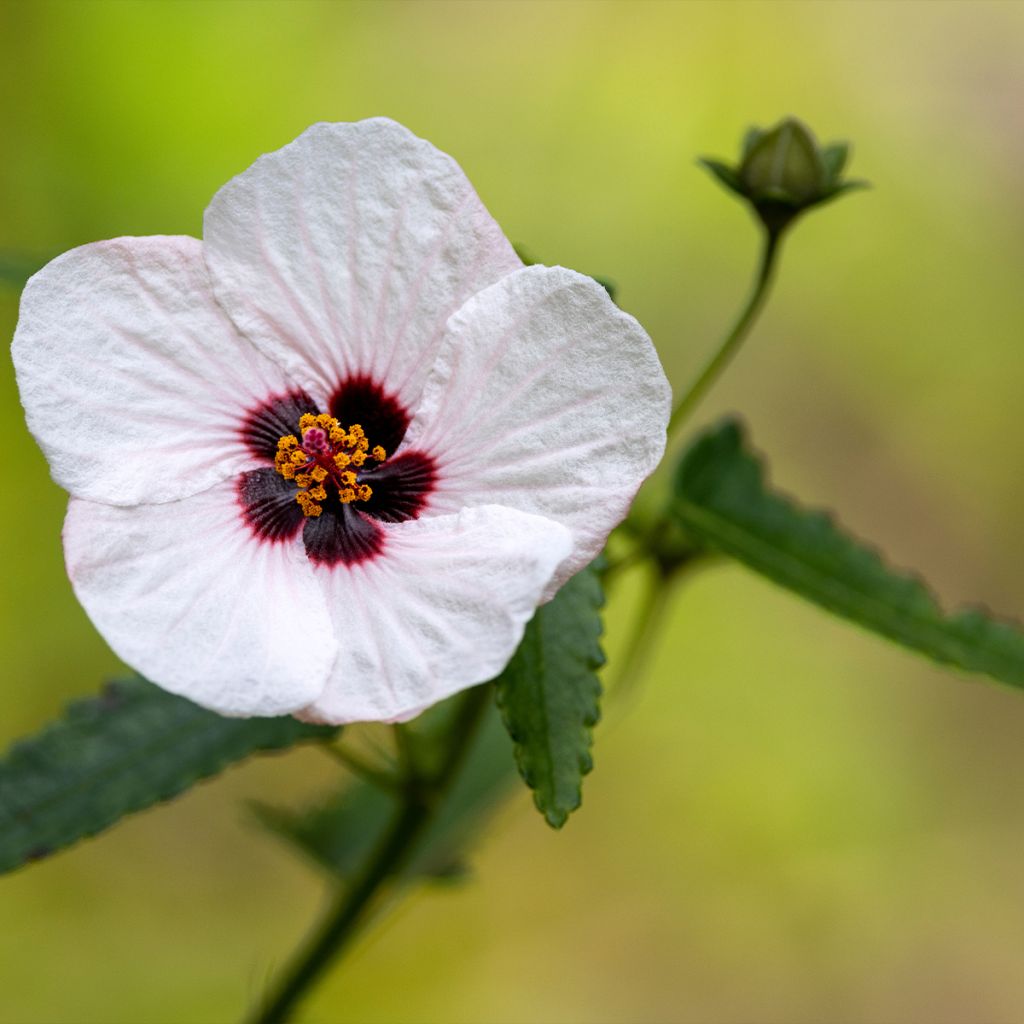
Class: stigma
274,412,387,517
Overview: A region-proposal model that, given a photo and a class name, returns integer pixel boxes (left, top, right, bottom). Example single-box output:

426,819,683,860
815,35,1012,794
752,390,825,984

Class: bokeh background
4,1,1024,1021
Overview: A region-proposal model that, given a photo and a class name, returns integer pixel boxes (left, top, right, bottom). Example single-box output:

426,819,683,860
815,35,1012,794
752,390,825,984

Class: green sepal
495,563,605,829
697,157,746,198
674,419,1024,690
0,677,337,876
820,142,850,185
741,126,766,159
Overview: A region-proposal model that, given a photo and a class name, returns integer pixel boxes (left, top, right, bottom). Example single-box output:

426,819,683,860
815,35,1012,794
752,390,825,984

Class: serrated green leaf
675,419,1024,689
0,677,336,876
495,565,604,829
253,698,516,881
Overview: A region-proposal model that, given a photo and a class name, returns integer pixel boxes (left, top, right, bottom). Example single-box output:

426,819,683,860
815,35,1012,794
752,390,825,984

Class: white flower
12,119,670,723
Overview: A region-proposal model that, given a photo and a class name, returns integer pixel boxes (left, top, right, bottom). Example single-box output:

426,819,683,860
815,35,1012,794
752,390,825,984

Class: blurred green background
4,1,1024,1021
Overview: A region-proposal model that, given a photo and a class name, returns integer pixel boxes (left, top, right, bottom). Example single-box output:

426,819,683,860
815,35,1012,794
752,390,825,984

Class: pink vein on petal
377,185,475,390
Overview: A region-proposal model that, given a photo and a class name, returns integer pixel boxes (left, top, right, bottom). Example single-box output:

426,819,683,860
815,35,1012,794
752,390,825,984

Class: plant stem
667,228,784,437
607,567,673,698
248,684,493,1024
320,742,401,793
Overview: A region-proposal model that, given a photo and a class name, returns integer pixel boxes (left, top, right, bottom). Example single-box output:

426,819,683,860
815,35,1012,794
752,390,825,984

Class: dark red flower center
235,377,436,566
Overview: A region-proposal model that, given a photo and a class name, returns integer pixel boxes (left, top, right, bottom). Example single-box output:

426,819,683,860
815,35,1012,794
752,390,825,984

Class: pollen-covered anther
295,492,322,518
275,416,389,510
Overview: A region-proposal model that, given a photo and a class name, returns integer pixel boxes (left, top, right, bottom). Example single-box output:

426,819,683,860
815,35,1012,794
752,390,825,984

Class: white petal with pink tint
403,265,671,595
298,505,572,724
203,119,521,412
12,236,303,506
64,482,335,717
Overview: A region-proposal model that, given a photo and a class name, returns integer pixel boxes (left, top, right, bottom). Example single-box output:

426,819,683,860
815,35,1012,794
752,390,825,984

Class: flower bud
699,117,867,236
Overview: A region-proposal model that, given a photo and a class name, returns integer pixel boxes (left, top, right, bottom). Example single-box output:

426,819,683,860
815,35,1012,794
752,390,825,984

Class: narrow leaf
0,677,336,875
675,418,1024,689
495,564,604,828
253,700,517,881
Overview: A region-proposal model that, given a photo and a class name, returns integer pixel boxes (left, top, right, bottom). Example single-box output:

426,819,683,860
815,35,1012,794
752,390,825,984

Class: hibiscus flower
12,119,670,723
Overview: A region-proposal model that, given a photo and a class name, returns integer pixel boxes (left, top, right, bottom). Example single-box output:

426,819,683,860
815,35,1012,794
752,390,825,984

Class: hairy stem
248,684,493,1024
667,228,783,437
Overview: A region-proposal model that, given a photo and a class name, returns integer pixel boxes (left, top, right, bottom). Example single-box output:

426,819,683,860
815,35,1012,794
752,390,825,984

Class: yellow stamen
275,415,388,510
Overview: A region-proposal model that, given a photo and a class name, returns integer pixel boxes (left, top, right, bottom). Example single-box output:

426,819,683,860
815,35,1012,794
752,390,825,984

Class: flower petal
12,235,304,505
298,505,572,724
203,118,522,414
63,481,336,717
403,265,671,595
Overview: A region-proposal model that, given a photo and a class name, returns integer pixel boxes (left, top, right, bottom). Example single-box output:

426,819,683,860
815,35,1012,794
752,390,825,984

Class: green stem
321,742,400,793
667,228,784,437
248,685,493,1024
607,567,673,697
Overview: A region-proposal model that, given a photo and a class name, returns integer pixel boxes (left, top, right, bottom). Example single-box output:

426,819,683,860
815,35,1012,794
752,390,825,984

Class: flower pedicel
12,119,670,723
